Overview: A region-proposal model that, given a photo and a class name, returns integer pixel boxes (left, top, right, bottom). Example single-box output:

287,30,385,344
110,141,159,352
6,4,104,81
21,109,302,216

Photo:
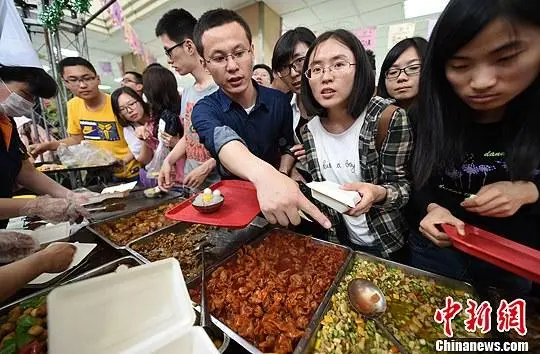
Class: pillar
237,2,282,66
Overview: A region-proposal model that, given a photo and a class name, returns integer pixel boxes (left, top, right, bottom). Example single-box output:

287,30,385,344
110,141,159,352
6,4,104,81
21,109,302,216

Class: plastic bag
0,232,40,263
56,141,116,168
145,143,169,178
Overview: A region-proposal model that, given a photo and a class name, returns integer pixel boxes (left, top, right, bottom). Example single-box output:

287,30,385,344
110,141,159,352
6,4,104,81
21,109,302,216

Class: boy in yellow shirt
30,57,139,180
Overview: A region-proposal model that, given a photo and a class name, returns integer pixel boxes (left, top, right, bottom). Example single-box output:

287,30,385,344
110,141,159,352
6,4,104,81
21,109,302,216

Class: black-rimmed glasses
278,56,305,78
385,64,421,80
165,40,186,58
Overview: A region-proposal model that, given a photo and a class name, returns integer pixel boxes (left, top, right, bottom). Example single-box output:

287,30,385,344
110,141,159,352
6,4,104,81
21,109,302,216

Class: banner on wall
101,0,155,66
99,61,113,76
108,1,124,28
352,27,376,51
387,22,416,48
427,18,438,38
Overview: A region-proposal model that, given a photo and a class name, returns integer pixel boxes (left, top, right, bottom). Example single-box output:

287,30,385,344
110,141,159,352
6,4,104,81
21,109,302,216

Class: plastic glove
65,190,100,205
0,232,40,263
21,196,89,223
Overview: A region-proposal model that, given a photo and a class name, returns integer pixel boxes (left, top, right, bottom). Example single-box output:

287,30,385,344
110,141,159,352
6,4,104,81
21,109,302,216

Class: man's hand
341,183,386,216
461,181,539,217
254,169,331,228
183,163,212,189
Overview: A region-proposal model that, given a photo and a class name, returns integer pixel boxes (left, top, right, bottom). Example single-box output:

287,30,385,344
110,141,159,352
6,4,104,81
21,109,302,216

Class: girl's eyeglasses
304,61,356,80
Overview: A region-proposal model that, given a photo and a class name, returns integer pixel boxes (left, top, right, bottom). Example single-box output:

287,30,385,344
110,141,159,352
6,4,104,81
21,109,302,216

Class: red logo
434,296,463,337
464,299,492,334
497,299,527,336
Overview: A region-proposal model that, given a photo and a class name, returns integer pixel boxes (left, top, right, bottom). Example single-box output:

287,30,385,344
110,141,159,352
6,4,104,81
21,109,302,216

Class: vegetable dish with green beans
313,259,482,354
0,295,47,354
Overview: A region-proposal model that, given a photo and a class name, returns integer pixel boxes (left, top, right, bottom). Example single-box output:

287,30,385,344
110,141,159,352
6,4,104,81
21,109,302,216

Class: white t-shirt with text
307,111,374,245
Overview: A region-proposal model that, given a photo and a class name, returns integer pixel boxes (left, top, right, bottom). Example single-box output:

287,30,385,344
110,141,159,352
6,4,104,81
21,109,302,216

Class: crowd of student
0,0,539,301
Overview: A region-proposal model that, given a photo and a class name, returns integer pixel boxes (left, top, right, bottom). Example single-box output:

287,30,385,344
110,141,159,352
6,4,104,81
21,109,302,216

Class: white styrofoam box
29,242,96,285
47,258,195,354
153,327,219,354
307,181,362,213
101,181,137,194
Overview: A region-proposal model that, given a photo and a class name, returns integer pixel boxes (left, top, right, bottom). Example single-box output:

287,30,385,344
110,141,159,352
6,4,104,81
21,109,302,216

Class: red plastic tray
165,180,260,229
442,224,540,283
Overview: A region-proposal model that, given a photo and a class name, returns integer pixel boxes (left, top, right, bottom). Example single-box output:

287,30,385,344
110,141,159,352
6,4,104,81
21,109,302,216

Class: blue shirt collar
217,80,270,113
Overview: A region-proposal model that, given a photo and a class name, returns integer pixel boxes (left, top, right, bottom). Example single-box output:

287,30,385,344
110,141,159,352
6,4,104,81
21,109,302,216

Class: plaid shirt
301,96,413,258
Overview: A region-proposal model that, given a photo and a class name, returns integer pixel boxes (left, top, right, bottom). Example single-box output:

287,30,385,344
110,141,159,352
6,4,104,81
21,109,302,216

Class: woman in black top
409,0,540,297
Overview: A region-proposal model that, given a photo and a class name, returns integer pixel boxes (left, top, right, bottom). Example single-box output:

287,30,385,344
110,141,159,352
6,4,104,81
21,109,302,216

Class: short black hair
155,9,197,43
253,64,273,83
365,50,376,71
124,71,142,83
301,29,375,119
58,57,96,77
111,86,150,127
0,65,57,98
272,27,316,72
193,8,252,58
377,37,427,98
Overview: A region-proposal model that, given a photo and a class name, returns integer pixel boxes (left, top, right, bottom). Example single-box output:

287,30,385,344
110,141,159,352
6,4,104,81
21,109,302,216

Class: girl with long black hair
377,37,428,110
409,0,540,297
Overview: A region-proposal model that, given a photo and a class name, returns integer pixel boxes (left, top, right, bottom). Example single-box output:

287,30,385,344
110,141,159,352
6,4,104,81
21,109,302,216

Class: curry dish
191,230,347,354
95,203,176,246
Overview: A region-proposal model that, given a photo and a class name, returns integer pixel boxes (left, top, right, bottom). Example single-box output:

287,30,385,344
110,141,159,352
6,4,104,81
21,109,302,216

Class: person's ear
97,75,101,85
185,39,196,56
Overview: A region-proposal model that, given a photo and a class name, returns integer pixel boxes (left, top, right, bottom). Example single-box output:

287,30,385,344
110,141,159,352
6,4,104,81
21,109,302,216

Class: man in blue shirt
191,9,331,229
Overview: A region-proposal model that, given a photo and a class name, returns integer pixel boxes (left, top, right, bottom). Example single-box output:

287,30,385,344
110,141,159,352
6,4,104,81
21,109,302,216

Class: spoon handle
373,318,409,354
201,246,211,328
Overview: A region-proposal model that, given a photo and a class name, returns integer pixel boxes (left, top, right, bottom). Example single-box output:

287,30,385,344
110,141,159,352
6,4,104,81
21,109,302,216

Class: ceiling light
404,0,449,19
98,85,112,90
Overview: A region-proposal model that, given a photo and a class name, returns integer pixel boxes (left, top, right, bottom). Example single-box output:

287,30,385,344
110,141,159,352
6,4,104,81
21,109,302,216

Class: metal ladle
199,242,222,341
348,279,409,354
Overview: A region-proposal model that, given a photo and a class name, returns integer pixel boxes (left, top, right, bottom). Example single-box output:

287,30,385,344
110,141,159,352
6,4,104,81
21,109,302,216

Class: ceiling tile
263,0,307,14
352,0,403,16
358,3,404,26
303,0,328,5
282,7,321,28
311,0,358,22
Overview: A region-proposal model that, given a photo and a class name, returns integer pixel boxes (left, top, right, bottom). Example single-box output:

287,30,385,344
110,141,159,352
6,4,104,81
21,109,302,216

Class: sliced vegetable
0,338,16,354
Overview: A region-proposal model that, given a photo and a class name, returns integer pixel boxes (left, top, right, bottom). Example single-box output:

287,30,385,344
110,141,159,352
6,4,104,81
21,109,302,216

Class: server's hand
0,232,39,263
21,196,89,223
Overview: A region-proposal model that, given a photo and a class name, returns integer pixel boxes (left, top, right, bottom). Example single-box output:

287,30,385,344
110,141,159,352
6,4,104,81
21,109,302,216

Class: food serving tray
87,199,182,249
125,218,269,283
87,189,185,223
165,180,260,228
187,228,353,354
304,251,476,353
